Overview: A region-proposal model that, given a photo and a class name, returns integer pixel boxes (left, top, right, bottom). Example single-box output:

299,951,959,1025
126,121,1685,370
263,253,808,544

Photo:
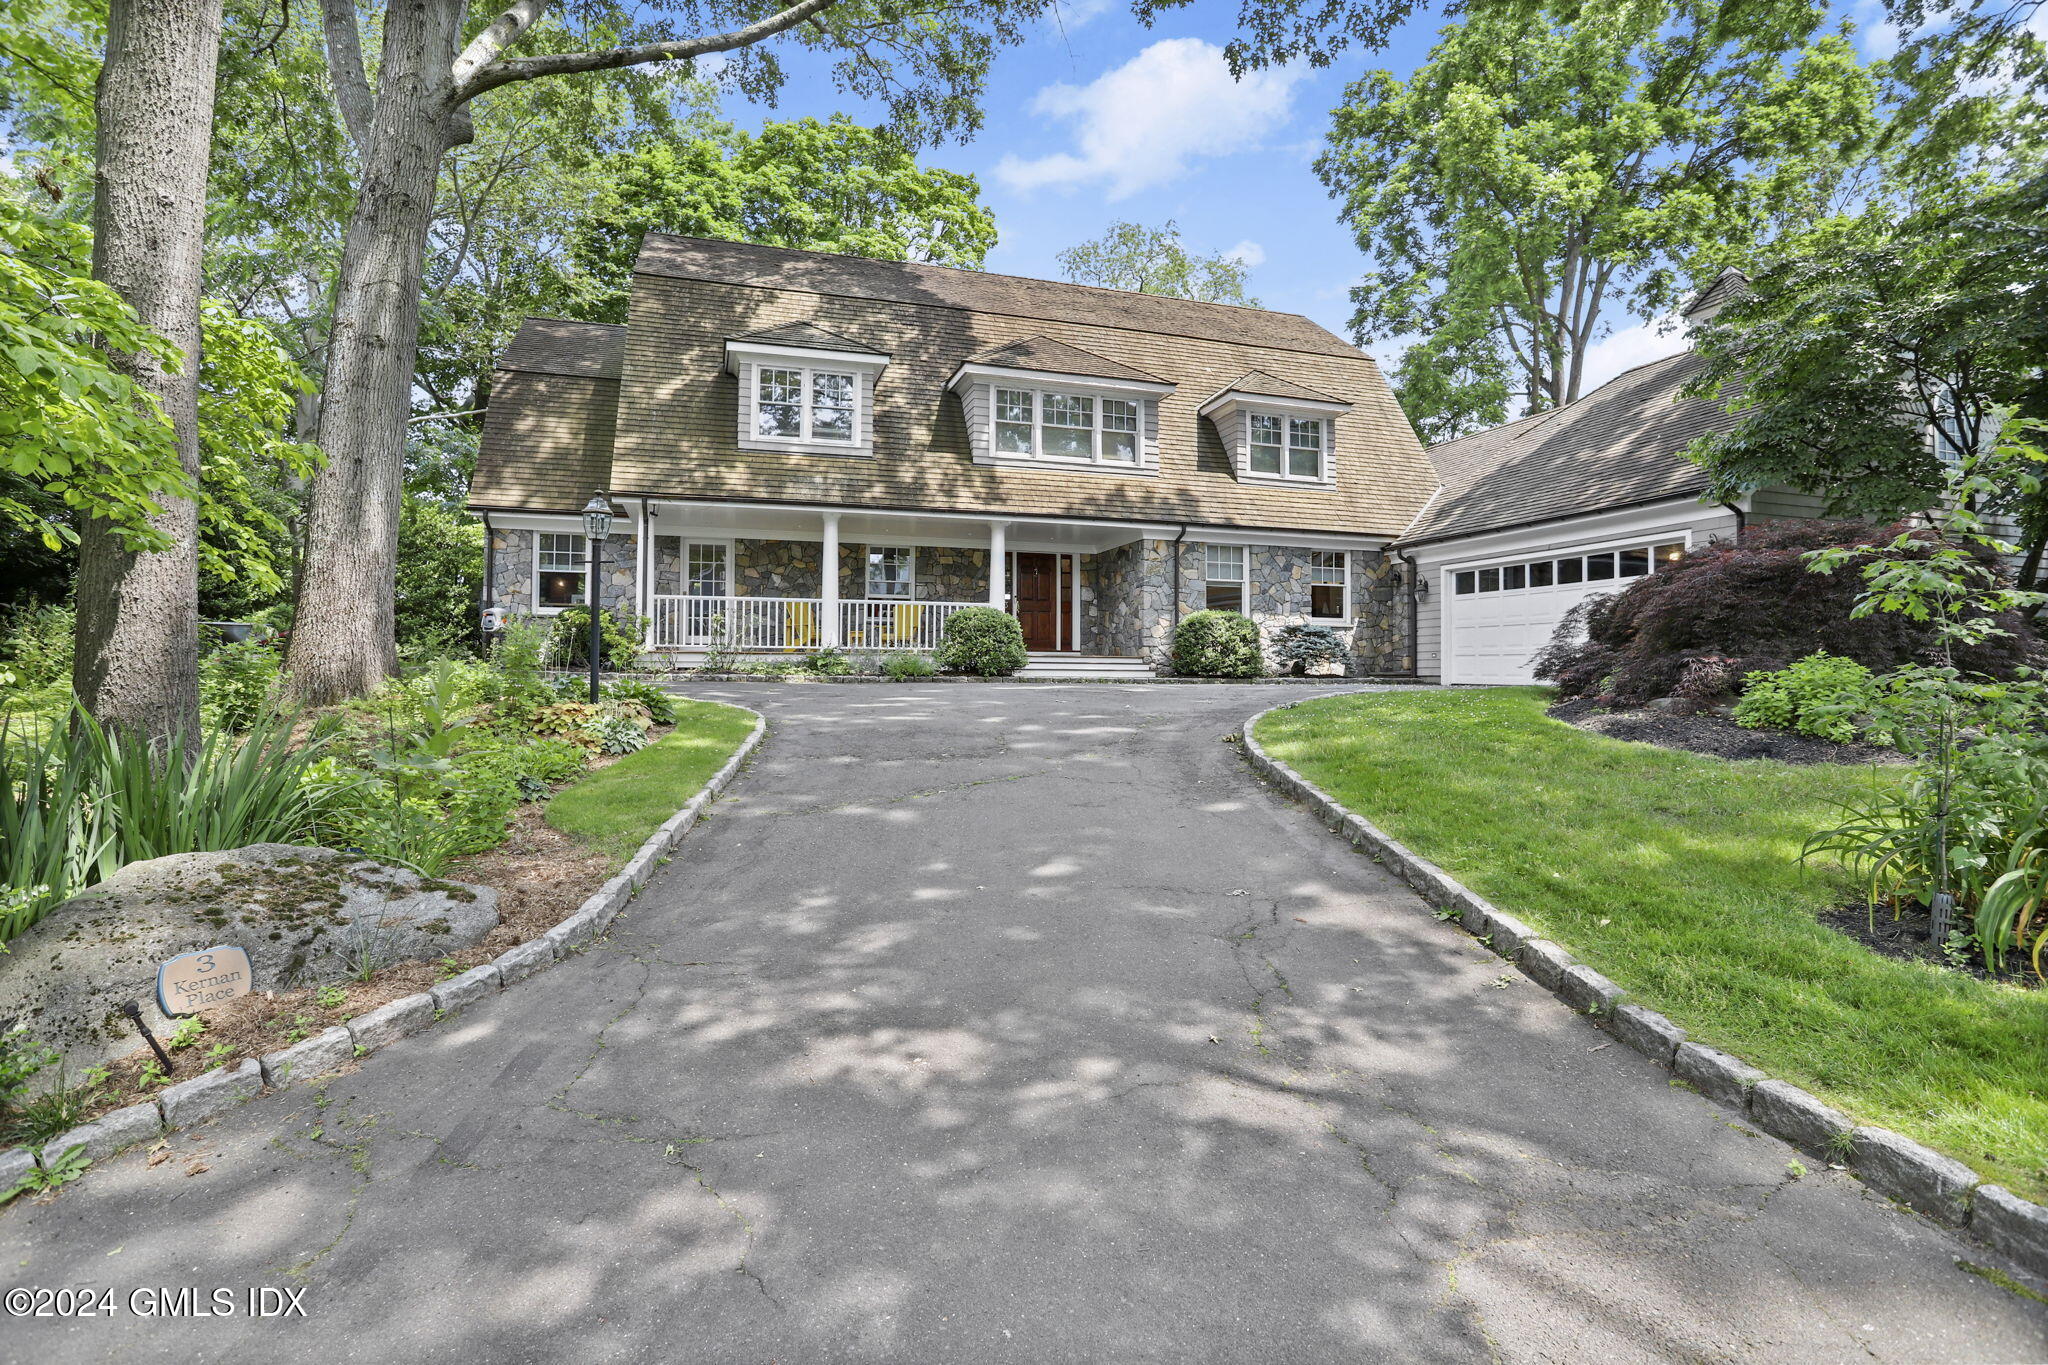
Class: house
469,234,1439,675
1400,273,1830,685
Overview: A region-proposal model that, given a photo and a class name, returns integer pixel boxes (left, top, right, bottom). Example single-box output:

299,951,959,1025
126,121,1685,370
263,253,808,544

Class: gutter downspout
1720,501,1747,540
1396,550,1420,678
1167,525,1188,670
480,511,495,651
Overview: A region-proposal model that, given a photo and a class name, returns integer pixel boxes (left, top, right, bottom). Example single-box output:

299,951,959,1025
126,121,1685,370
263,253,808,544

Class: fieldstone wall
485,527,636,618
737,538,823,597
914,546,989,602
1350,554,1409,674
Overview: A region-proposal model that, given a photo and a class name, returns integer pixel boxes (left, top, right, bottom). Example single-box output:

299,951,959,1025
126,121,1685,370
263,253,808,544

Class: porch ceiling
640,499,1159,554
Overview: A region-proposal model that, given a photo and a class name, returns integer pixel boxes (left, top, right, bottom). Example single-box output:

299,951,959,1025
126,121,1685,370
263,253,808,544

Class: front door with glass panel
683,541,729,644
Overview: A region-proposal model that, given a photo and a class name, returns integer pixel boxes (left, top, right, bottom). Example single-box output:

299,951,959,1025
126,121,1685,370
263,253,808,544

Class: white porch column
988,521,1008,610
821,511,842,647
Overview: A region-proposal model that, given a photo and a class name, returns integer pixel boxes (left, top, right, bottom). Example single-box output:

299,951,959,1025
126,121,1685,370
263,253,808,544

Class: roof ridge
517,315,626,331
638,230,1333,329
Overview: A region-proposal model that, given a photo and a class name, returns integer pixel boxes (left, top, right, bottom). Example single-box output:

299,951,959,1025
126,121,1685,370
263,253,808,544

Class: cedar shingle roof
729,320,883,354
497,318,625,380
635,233,1362,359
1207,370,1344,406
1400,349,1744,546
959,335,1167,385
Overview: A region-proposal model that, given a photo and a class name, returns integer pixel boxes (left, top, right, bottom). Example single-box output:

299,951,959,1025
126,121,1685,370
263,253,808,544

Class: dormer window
994,387,1142,465
950,335,1172,476
756,365,858,444
1201,371,1350,489
726,321,889,457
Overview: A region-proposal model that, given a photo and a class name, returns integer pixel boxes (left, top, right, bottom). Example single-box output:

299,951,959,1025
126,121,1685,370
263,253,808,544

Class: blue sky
719,0,1909,394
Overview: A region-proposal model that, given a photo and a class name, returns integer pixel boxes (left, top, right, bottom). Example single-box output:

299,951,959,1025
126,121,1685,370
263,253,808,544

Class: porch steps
1015,652,1157,680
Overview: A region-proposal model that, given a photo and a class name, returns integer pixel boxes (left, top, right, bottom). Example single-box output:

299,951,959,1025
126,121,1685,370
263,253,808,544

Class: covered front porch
629,500,1168,657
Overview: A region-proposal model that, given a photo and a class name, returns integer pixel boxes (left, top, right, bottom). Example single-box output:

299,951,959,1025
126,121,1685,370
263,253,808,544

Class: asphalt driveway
4,683,2042,1362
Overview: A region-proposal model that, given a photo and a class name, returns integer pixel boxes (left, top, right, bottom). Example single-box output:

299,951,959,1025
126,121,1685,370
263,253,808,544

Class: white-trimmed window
867,545,914,599
754,365,858,444
1204,544,1246,613
1249,414,1284,475
990,386,1142,466
1287,419,1325,479
1244,412,1327,482
537,533,586,608
1309,550,1347,620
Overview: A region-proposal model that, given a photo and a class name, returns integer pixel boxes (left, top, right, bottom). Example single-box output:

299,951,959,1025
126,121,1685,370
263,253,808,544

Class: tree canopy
1317,0,1877,429
1055,220,1260,305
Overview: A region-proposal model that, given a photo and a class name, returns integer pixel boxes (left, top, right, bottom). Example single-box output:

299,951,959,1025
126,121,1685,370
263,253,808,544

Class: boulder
0,843,496,1081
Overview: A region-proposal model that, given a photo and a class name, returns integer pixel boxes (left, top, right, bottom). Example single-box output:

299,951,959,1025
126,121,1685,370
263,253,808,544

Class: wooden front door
1014,552,1060,651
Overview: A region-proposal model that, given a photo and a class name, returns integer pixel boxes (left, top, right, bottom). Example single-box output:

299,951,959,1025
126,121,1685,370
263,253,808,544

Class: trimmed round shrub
936,607,1027,676
1173,610,1263,677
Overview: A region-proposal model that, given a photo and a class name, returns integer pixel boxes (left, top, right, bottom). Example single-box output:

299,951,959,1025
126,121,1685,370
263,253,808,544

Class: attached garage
1439,538,1686,685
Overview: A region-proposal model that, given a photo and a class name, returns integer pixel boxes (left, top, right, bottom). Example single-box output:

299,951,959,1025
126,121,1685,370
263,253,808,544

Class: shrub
1733,652,1880,742
549,606,644,671
600,677,678,725
1173,611,1263,677
883,652,937,680
1272,624,1347,676
803,647,854,676
1531,520,2036,703
200,638,282,731
935,607,1027,676
586,715,650,755
0,603,73,692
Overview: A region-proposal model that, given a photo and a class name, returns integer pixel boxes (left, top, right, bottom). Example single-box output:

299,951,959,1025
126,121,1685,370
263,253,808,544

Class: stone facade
488,526,1410,673
487,527,636,618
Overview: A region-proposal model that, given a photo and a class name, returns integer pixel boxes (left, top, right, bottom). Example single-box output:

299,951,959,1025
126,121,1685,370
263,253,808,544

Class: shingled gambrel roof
1400,349,1746,546
1204,370,1345,407
728,319,884,355
958,335,1168,386
496,317,626,380
635,233,1363,359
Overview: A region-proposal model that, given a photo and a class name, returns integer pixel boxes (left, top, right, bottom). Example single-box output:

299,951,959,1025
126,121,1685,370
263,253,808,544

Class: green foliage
545,701,759,864
0,195,186,553
1272,624,1347,674
1056,220,1258,305
5,1142,89,1199
550,606,642,671
200,637,282,731
0,602,73,693
0,1025,57,1133
935,607,1026,677
1687,182,2048,582
587,715,651,755
882,652,937,680
394,499,484,657
1172,611,1263,678
1318,0,1876,422
598,678,677,726
570,114,999,321
802,647,853,677
1733,653,1879,743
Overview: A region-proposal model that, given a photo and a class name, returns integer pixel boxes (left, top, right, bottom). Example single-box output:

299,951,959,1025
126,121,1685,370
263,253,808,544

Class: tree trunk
285,0,465,705
73,0,226,747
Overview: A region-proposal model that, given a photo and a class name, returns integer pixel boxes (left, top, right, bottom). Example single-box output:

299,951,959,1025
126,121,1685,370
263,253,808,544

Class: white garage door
1445,539,1686,685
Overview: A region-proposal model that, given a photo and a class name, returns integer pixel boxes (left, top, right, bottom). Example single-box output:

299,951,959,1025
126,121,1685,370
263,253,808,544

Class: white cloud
996,39,1308,200
1043,0,1114,29
1224,239,1266,268
1576,315,1688,394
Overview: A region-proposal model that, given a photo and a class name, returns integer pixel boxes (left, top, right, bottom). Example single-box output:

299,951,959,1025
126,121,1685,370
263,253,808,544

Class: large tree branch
451,0,846,105
319,0,374,155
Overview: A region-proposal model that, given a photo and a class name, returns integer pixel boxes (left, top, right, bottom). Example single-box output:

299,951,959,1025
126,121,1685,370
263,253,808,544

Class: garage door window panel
1557,558,1584,584
1454,571,1476,595
1619,548,1649,578
1587,553,1616,581
1530,561,1554,587
1478,567,1500,592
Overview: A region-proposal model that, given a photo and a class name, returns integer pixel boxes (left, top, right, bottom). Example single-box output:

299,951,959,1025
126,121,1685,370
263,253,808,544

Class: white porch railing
648,595,979,652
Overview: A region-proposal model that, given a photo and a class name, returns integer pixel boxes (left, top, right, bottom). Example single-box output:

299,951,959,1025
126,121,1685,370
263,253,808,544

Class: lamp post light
581,491,615,703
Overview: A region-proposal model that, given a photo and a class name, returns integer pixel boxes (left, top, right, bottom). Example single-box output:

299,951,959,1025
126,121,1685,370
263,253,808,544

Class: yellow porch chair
786,600,820,649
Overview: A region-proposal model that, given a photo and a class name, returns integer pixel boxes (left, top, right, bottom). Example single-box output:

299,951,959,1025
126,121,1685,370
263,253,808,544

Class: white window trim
680,538,735,599
1245,411,1329,485
865,544,917,600
1307,549,1350,624
990,384,1147,469
1448,537,1690,597
533,531,589,616
1202,391,1345,490
750,362,862,448
1203,543,1250,613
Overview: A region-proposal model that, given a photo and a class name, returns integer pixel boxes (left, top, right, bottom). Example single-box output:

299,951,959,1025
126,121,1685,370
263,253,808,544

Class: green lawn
1256,687,2048,1199
546,699,758,863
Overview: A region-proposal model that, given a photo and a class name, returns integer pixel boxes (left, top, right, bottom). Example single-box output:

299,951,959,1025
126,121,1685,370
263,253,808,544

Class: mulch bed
1816,899,2042,988
31,734,647,1133
1548,697,1905,766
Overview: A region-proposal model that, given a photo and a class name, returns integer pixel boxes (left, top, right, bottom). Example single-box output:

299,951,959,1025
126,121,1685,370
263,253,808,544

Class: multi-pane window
1287,419,1324,479
867,546,913,599
1204,544,1246,612
687,542,728,597
755,366,858,444
1249,414,1284,475
1454,541,1683,595
1245,412,1327,481
537,533,586,608
988,386,1144,465
1309,550,1346,620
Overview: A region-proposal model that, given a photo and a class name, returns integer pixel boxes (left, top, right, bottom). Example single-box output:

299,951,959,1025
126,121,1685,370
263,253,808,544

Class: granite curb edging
661,673,1433,687
1236,698,2048,1282
3,707,768,1198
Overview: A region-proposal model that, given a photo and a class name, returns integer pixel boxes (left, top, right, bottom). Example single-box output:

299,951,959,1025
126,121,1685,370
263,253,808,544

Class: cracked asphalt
5,683,2045,1363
